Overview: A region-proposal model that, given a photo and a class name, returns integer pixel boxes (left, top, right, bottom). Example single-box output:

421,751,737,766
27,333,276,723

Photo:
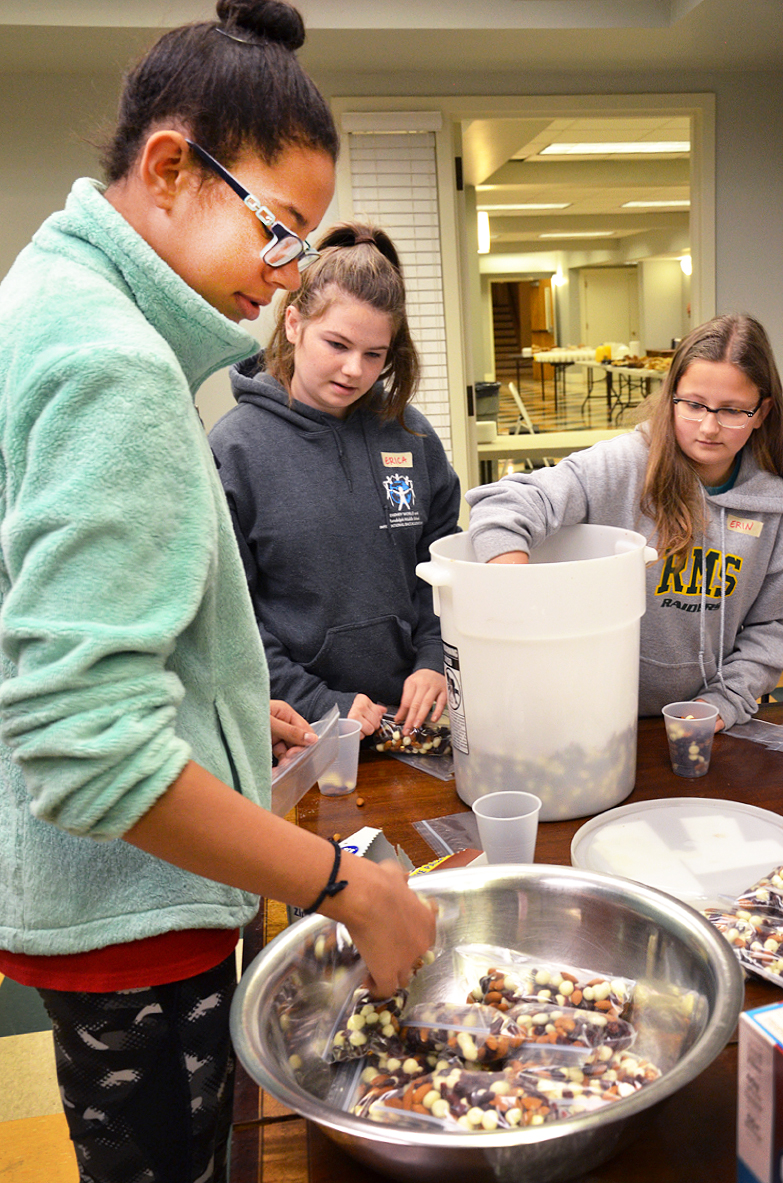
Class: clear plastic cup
662,701,719,778
318,719,363,796
471,791,542,864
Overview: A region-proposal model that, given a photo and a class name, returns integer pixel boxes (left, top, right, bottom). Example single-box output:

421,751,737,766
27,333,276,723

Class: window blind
347,131,452,456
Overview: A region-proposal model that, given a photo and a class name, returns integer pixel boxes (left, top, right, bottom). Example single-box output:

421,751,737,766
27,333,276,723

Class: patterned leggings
38,953,237,1183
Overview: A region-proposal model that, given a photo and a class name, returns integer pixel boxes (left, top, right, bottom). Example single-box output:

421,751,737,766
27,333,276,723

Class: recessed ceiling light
539,142,689,155
478,202,572,211
622,200,691,208
539,231,614,239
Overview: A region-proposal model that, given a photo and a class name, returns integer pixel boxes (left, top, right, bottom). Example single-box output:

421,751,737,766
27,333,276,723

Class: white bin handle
415,559,452,618
613,539,658,564
415,560,452,588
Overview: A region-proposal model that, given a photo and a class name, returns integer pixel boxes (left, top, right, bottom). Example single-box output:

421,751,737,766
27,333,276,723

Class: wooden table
230,704,783,1183
477,427,630,482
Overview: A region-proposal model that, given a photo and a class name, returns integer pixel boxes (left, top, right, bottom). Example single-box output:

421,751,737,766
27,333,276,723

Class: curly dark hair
101,0,338,182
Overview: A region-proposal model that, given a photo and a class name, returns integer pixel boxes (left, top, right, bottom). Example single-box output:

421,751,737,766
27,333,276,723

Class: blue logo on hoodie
384,472,416,512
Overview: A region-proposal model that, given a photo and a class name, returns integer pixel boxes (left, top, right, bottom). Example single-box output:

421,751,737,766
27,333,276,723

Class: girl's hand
270,700,317,766
348,694,387,737
488,551,529,564
323,853,437,997
125,762,434,1000
395,669,448,733
694,699,725,733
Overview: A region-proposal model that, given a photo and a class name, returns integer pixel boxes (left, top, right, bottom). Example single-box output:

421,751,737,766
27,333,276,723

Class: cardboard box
737,1003,783,1183
338,826,414,872
286,827,413,926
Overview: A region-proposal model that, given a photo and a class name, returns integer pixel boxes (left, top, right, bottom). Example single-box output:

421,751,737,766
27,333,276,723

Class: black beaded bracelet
302,838,349,915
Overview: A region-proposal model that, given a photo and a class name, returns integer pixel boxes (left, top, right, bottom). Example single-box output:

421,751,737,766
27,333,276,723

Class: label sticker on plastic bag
443,642,468,754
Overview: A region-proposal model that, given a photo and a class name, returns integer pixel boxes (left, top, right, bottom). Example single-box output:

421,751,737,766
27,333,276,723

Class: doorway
330,93,714,494
579,268,639,347
491,279,555,383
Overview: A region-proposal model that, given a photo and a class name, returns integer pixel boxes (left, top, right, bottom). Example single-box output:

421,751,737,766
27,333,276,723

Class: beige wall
0,73,119,280
3,65,783,399
0,70,338,431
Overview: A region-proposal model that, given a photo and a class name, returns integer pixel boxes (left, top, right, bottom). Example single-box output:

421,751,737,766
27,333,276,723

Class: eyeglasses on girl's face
186,140,319,271
672,396,764,429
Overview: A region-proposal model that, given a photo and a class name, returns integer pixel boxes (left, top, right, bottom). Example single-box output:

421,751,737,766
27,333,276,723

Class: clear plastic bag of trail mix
320,941,445,1064
506,1001,636,1057
349,1061,562,1131
506,1045,663,1115
399,1001,536,1067
367,712,452,758
733,865,783,919
704,905,783,987
737,940,783,987
338,1051,461,1121
453,945,636,1018
324,984,409,1064
272,926,367,1068
294,923,362,982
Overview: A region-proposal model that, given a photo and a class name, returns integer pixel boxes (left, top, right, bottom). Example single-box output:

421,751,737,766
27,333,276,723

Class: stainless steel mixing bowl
231,865,743,1183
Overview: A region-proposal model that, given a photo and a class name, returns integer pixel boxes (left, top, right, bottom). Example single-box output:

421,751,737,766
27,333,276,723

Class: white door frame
331,93,715,500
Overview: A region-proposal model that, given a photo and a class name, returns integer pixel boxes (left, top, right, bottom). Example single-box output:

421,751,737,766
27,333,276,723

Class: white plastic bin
416,526,657,821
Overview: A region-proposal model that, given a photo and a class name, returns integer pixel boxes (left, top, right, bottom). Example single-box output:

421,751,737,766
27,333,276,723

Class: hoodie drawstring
717,509,729,698
325,419,353,492
697,501,728,698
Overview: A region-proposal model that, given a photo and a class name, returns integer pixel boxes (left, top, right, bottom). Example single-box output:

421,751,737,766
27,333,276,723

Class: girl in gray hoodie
468,315,783,731
211,222,461,737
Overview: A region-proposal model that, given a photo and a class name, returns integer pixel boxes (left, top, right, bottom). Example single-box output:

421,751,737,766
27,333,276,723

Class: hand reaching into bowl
323,853,437,997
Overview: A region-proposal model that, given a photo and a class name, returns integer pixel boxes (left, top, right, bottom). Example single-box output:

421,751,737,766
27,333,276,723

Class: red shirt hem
0,927,240,992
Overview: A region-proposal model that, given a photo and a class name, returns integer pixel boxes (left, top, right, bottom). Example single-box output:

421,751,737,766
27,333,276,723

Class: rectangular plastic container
270,705,339,818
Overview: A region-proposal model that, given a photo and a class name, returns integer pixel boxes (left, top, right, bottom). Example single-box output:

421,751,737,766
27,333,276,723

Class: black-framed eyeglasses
186,140,319,271
672,397,764,430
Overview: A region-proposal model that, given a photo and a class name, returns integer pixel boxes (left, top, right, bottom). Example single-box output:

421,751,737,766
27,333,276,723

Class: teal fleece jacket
0,178,272,956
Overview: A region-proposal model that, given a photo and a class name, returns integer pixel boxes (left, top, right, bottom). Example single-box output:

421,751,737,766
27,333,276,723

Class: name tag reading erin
728,516,763,538
381,451,413,468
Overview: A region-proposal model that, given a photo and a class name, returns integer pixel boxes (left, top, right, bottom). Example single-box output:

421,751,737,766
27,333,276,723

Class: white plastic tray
571,797,783,909
270,705,339,818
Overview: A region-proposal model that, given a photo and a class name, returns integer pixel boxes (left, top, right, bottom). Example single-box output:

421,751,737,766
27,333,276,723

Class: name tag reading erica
381,451,413,468
727,516,763,538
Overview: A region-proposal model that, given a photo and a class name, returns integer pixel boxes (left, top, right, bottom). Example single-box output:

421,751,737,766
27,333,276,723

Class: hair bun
215,0,305,51
317,222,403,272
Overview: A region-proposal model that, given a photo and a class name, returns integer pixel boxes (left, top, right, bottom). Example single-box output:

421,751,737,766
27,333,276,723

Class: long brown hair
265,221,421,425
639,314,783,559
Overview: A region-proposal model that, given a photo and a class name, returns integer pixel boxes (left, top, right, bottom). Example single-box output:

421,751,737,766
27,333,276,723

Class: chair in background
508,382,553,468
508,381,536,435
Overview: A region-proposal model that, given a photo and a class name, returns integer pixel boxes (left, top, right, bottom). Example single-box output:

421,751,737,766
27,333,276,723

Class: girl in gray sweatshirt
468,315,783,731
210,223,461,737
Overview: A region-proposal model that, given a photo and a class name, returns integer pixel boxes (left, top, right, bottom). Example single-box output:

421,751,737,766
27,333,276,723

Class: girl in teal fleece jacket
0,3,435,1180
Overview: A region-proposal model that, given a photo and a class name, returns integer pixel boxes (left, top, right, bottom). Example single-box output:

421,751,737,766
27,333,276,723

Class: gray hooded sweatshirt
209,358,461,721
467,429,783,729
